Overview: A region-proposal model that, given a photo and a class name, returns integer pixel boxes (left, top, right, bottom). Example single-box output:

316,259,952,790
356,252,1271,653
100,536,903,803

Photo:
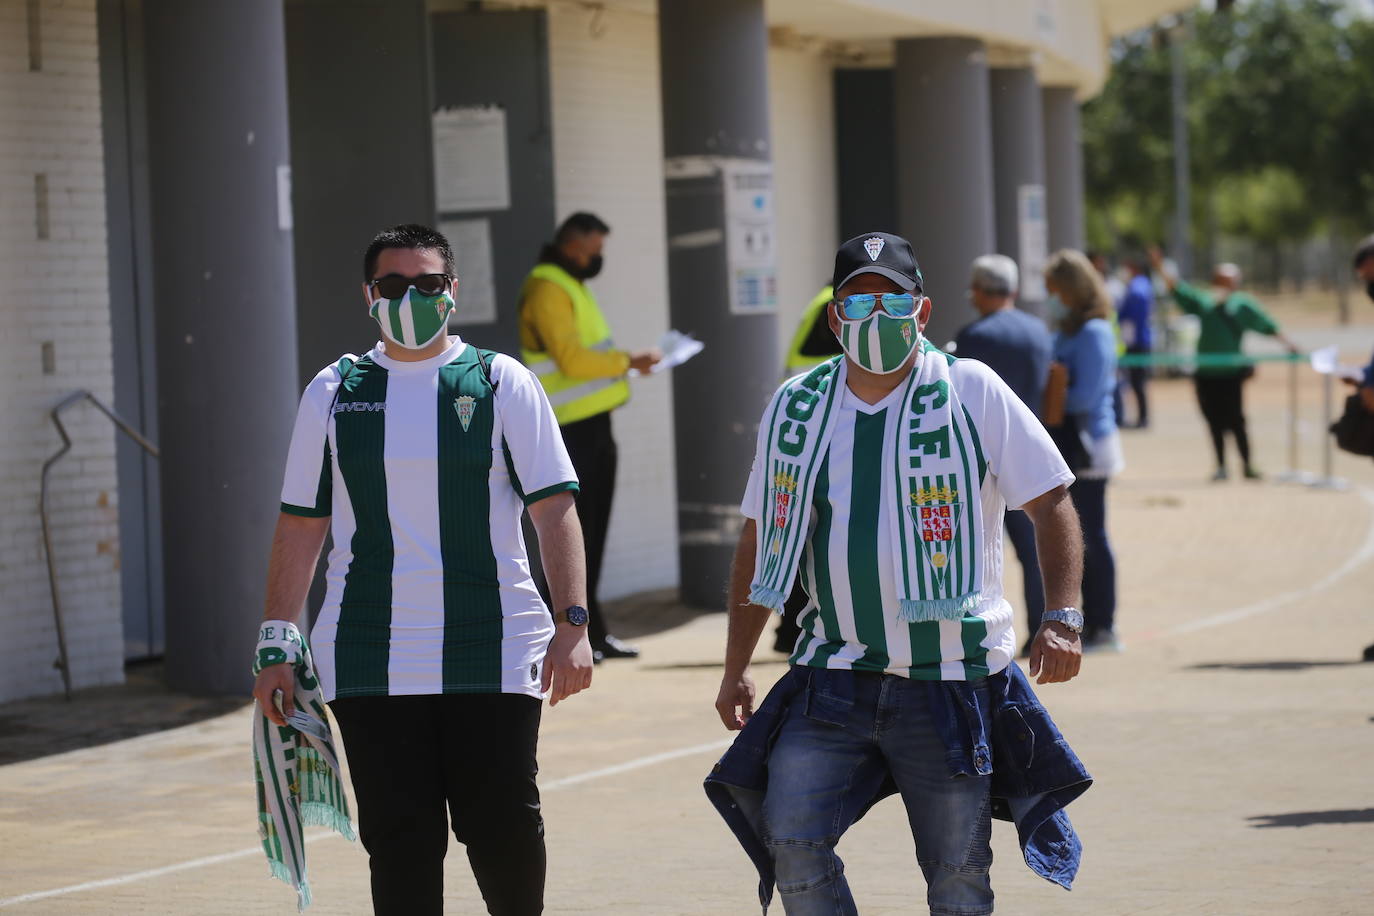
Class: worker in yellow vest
519,212,660,662
784,285,842,375
772,284,843,654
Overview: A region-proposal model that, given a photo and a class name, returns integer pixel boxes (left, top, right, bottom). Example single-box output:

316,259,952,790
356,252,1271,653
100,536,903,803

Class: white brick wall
768,42,839,357
0,0,122,702
546,2,679,600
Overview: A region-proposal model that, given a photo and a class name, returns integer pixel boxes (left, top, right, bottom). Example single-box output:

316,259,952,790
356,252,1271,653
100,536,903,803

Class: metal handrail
40,391,159,699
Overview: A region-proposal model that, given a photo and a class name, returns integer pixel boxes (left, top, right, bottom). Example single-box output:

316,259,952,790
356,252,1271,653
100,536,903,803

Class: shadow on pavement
1247,808,1374,828
640,659,790,672
601,588,721,641
1184,660,1369,672
0,660,247,767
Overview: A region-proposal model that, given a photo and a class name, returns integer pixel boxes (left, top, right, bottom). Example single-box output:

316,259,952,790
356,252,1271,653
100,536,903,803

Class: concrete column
658,0,778,608
1041,86,1086,254
894,38,996,347
990,66,1048,310
143,0,300,694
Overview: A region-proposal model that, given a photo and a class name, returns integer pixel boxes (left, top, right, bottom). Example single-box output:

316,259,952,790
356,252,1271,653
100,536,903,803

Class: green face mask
837,312,921,374
370,288,455,350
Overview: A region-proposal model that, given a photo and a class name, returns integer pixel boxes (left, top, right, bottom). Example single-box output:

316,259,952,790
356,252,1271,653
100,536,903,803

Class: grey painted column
1042,87,1086,254
990,66,1048,312
143,0,299,693
658,0,778,608
894,38,996,347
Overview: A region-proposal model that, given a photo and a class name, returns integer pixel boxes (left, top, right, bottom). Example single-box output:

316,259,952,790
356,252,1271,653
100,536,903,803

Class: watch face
564,605,589,627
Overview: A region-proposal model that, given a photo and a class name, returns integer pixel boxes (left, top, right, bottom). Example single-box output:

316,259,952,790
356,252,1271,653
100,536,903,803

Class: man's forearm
724,520,773,675
1025,487,1083,611
262,512,330,624
529,492,588,613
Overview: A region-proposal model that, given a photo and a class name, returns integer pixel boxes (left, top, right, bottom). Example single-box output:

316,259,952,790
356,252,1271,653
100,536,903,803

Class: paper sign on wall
723,160,778,315
1018,184,1048,302
432,106,511,213
440,218,498,326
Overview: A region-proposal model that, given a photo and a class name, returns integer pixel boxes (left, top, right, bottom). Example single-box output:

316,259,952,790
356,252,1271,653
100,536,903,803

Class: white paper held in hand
628,329,705,377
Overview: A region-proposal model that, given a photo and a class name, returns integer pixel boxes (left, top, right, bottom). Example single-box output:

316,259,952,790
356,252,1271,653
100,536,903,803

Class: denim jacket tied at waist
702,662,1092,913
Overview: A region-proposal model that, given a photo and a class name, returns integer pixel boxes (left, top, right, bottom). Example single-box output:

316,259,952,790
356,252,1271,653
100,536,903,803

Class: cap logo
864,237,885,261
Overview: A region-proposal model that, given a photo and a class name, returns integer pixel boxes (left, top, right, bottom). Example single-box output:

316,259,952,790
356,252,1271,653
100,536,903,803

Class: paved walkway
2,309,1373,914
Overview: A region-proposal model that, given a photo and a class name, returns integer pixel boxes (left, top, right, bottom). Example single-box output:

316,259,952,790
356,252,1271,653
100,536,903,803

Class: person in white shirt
252,224,593,915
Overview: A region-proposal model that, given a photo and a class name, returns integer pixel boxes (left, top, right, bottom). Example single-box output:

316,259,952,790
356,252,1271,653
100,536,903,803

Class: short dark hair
363,224,456,281
554,212,610,246
1354,234,1374,270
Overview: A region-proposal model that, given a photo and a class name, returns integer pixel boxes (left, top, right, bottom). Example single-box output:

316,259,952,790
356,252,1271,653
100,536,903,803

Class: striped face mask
369,288,455,350
836,312,921,375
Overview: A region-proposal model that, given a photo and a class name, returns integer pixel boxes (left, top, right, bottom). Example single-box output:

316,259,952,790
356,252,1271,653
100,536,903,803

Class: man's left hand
1027,621,1082,684
542,625,594,706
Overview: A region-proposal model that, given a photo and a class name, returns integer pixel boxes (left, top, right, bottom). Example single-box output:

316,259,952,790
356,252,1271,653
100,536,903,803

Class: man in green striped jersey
252,225,593,915
713,233,1086,915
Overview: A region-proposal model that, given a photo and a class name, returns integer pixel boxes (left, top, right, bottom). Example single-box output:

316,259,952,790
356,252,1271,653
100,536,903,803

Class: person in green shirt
1149,247,1298,480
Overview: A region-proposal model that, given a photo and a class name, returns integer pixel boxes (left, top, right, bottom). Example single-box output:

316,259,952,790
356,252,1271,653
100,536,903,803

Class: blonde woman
1045,249,1123,652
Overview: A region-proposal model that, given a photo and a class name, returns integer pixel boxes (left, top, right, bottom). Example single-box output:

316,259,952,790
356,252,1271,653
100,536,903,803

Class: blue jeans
762,671,994,916
1003,509,1044,635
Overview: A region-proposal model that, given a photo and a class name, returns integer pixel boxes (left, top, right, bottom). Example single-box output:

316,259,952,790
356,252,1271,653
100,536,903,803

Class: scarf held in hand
748,348,986,623
252,624,355,910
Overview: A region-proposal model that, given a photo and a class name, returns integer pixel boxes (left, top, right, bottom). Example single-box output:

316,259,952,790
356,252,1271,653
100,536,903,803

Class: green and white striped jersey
280,336,579,702
742,358,1072,680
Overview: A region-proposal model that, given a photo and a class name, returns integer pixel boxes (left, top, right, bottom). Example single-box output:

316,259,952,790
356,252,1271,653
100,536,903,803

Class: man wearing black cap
707,233,1091,915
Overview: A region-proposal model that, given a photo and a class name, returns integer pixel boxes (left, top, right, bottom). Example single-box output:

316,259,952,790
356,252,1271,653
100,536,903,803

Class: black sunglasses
369,273,451,300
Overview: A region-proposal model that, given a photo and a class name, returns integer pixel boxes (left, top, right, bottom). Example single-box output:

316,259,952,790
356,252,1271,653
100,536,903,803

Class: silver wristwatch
1042,607,1084,633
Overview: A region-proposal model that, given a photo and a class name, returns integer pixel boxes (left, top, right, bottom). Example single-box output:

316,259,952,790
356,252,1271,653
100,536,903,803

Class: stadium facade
0,0,1190,701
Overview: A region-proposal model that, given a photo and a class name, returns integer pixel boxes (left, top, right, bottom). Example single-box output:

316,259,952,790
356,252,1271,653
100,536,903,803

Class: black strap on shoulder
476,348,500,392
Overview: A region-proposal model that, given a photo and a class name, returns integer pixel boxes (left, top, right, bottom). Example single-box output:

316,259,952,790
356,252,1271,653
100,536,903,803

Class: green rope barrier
1116,351,1304,369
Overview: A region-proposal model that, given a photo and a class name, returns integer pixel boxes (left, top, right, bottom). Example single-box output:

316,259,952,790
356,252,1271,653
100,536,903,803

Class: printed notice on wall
433,106,511,214
440,218,498,326
723,160,778,315
1018,184,1049,302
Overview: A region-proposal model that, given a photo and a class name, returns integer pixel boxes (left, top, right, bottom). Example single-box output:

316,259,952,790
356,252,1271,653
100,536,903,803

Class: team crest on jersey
910,483,961,574
453,395,476,432
770,468,800,554
864,236,885,261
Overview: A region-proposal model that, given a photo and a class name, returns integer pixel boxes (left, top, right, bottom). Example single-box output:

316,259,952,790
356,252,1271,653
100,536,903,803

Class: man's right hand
252,664,295,727
628,348,663,374
715,669,757,731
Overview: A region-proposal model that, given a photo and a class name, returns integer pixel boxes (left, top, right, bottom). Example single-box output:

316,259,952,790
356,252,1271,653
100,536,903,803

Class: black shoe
1362,642,1374,663
591,634,640,661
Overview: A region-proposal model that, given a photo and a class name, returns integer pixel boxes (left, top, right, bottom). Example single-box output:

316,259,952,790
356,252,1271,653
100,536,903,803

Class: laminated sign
724,161,778,315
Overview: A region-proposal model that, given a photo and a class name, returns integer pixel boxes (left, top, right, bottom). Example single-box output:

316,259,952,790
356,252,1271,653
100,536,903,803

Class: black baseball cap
832,232,924,294
1353,234,1374,270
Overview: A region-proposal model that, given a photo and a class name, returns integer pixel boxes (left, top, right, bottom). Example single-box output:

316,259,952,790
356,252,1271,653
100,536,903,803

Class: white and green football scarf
252,622,355,911
749,345,986,623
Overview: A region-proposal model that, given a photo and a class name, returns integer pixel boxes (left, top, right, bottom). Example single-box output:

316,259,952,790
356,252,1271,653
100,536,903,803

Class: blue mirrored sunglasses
837,292,918,320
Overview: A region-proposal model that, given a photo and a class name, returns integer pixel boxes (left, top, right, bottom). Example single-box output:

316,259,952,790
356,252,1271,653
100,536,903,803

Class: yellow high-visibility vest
785,286,836,375
519,263,630,425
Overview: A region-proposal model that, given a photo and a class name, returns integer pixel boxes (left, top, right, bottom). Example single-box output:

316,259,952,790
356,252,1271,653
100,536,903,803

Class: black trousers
558,411,618,644
1194,374,1250,467
329,694,545,916
1124,343,1150,426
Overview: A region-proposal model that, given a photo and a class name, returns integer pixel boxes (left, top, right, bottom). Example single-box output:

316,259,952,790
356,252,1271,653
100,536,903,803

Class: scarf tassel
898,592,981,623
300,801,357,842
262,858,313,912
748,584,788,615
